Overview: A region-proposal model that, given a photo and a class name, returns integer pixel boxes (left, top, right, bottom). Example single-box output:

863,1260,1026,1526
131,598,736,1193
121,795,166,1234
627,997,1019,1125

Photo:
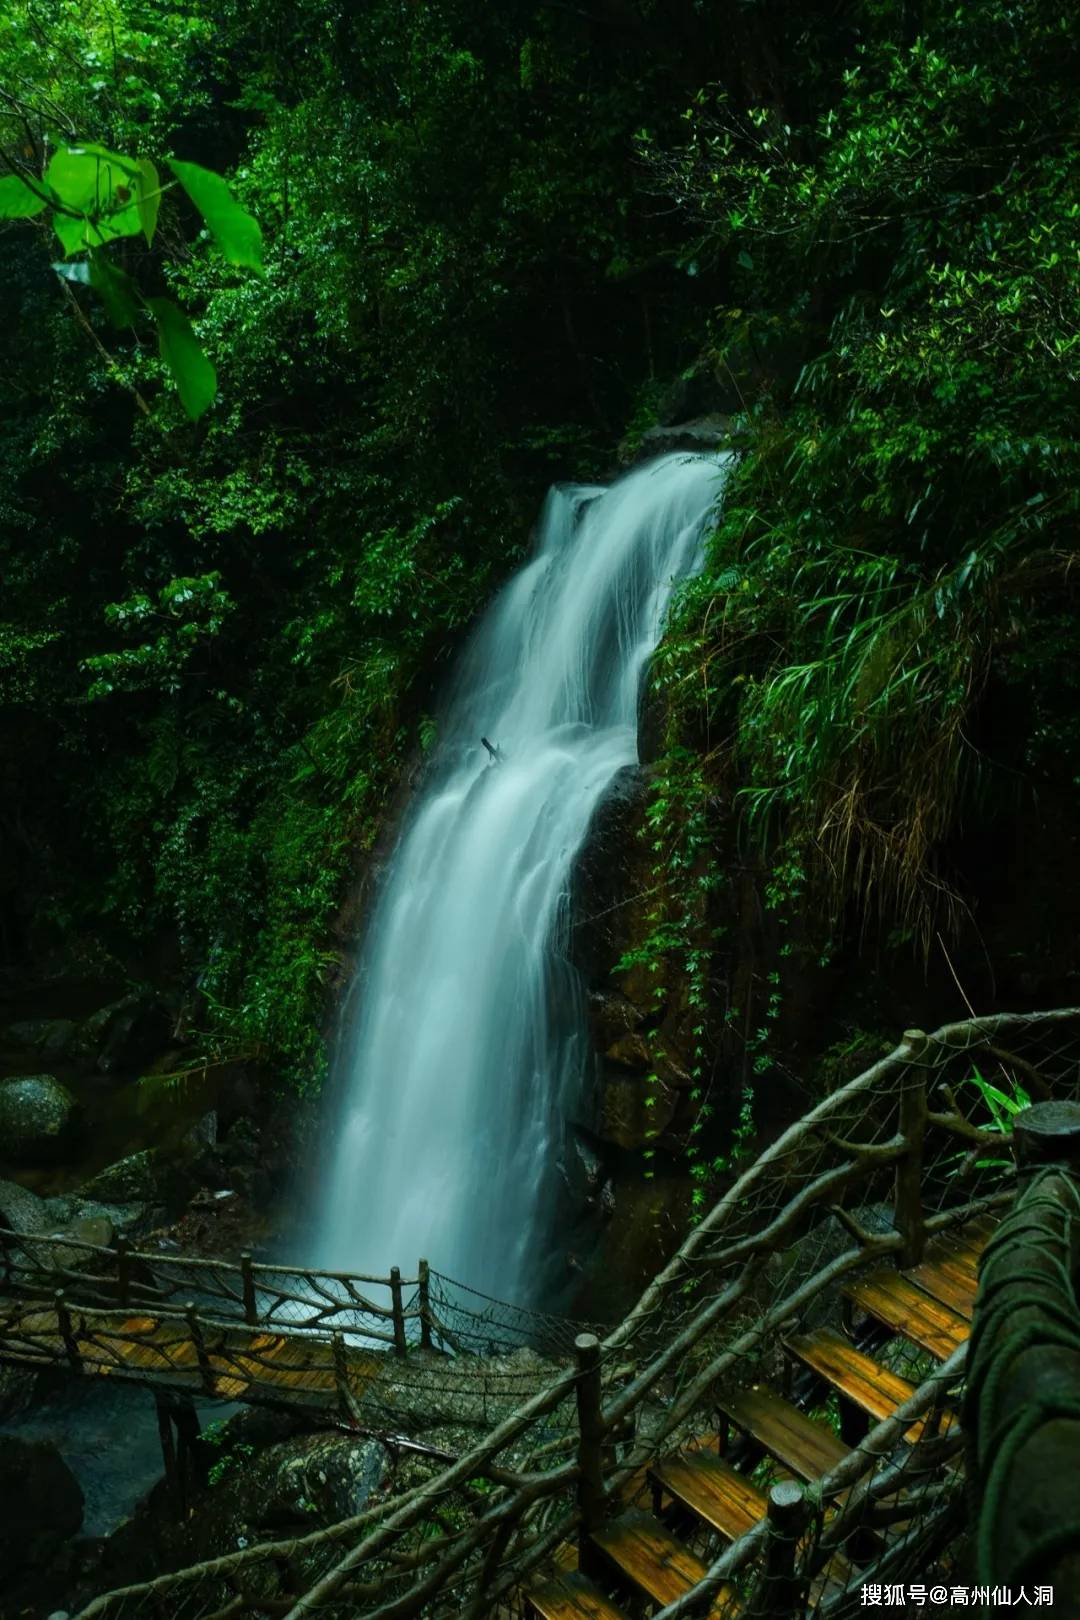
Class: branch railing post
418,1258,432,1351
894,1029,929,1267
240,1251,258,1326
574,1332,606,1564
390,1267,407,1356
332,1329,351,1418
55,1289,81,1373
186,1301,215,1394
115,1235,132,1308
749,1480,808,1620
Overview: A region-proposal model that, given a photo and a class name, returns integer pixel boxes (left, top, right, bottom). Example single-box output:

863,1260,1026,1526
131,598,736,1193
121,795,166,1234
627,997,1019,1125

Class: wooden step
784,1328,954,1442
590,1510,739,1617
903,1255,977,1318
651,1448,767,1541
717,1386,848,1482
903,1229,980,1318
843,1271,970,1359
527,1569,630,1620
944,1217,995,1276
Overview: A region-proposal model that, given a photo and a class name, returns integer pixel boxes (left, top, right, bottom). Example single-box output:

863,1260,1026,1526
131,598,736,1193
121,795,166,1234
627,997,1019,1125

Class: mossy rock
81,1148,160,1203
0,1075,81,1165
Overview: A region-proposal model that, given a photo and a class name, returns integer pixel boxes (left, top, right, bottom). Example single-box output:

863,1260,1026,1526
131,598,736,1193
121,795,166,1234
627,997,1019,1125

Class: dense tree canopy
2,0,1077,1104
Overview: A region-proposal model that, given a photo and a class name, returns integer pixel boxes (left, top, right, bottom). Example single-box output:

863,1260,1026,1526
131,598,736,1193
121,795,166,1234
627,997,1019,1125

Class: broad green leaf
0,174,48,218
53,211,90,256
147,296,216,419
45,147,142,254
136,158,161,244
166,158,263,271
89,251,139,328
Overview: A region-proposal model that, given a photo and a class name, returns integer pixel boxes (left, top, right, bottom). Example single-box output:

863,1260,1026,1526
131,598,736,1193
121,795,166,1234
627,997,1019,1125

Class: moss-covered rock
0,1074,81,1164
81,1148,160,1203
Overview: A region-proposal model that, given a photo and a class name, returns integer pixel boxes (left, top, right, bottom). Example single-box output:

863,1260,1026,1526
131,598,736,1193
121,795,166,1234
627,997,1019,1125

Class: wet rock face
570,768,701,1156
0,1074,81,1164
0,1435,84,1580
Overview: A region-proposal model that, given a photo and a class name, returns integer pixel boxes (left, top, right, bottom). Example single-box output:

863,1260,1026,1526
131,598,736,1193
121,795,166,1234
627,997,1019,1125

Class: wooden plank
843,1272,970,1360
717,1386,848,1483
904,1252,978,1318
783,1328,954,1443
946,1217,995,1271
785,1328,915,1424
527,1570,630,1620
590,1510,740,1618
651,1449,767,1542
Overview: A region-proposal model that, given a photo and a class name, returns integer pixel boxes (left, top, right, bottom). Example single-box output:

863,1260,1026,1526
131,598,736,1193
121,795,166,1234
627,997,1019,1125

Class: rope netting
56,1006,1080,1620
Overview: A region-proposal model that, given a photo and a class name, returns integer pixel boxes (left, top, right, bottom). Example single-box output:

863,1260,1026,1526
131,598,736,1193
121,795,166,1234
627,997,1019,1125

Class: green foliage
649,0,1080,954
1,126,262,416
1,0,721,1089
201,1420,255,1486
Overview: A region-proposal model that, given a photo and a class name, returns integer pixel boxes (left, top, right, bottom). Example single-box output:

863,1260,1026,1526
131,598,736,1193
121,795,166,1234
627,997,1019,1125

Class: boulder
633,415,735,460
5,1018,77,1060
604,1032,652,1071
0,1074,81,1164
0,1436,83,1579
587,991,643,1049
96,994,173,1074
0,1175,48,1234
81,1148,159,1203
41,1195,147,1237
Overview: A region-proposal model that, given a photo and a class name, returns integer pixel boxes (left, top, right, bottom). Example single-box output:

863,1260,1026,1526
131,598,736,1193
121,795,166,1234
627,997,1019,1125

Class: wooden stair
526,1216,990,1620
651,1448,767,1541
717,1384,849,1482
783,1327,954,1441
843,1271,970,1360
527,1569,630,1620
590,1509,740,1617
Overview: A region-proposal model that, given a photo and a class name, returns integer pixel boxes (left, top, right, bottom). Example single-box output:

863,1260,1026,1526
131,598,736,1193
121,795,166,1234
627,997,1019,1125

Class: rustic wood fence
2,1005,1074,1620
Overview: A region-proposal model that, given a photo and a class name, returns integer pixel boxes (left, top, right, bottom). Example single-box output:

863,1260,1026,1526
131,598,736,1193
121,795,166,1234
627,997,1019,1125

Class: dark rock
587,991,643,1049
604,1032,652,1071
82,1148,159,1203
5,1018,55,1047
96,993,172,1073
598,1070,679,1151
0,1175,48,1233
633,415,735,460
70,1212,114,1247
42,1195,147,1237
0,1074,81,1164
6,1017,78,1060
0,1436,83,1580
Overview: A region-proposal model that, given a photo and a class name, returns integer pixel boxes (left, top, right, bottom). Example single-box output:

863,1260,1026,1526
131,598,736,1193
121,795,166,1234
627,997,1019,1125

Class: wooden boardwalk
524,1216,991,1620
0,1292,387,1410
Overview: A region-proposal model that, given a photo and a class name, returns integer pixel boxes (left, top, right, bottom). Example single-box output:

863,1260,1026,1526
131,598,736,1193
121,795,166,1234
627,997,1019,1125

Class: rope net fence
20,1005,1077,1620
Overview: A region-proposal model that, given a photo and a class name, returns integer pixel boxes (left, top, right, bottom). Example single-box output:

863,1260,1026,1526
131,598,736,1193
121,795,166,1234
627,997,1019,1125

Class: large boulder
0,1436,83,1579
0,1176,48,1234
81,1148,159,1203
5,1018,78,1061
0,1075,81,1164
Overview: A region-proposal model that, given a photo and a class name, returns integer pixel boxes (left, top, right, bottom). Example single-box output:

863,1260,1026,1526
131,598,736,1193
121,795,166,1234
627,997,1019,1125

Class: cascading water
315,451,729,1302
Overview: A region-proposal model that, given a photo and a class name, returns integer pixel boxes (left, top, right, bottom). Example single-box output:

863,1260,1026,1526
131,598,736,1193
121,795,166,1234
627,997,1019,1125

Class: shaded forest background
3,0,1079,1187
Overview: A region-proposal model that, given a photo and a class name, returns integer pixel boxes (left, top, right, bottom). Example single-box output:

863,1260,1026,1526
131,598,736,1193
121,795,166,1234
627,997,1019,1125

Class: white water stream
315,451,728,1301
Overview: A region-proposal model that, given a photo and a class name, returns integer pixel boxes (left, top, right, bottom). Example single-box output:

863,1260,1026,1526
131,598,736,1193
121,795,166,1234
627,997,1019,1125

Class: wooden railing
17,1004,1077,1620
964,1100,1080,1601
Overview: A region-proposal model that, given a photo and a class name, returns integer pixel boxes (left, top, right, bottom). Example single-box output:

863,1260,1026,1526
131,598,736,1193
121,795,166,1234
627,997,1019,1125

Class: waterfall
315,451,729,1302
